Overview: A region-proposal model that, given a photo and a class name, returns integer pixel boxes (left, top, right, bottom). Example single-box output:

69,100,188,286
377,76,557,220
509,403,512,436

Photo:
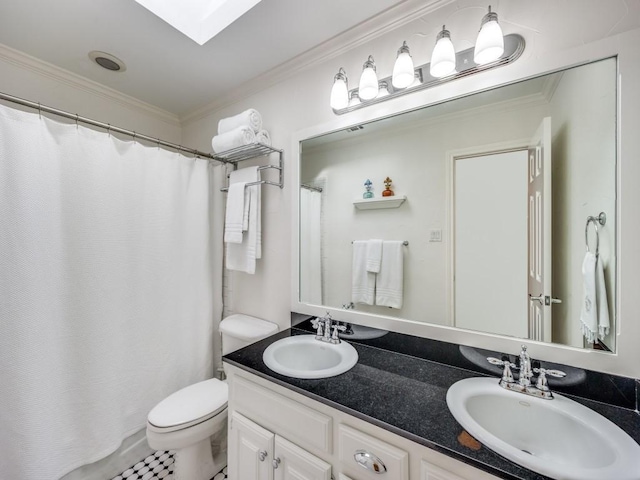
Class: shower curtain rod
0,91,232,164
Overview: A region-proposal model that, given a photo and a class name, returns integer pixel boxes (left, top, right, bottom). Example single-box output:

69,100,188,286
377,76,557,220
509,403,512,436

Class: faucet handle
533,367,566,392
331,324,347,342
310,318,324,337
487,357,515,384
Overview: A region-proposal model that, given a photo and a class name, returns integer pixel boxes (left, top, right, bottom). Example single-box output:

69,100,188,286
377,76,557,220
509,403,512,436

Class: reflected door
527,117,553,342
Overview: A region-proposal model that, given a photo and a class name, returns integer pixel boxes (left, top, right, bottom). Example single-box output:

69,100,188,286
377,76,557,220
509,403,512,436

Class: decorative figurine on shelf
382,177,395,196
363,179,374,199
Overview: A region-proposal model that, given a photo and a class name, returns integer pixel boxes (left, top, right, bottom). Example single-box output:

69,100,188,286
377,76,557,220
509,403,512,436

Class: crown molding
181,0,456,125
0,43,180,127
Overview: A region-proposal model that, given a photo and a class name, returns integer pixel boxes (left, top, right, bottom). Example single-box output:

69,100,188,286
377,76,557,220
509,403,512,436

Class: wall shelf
353,195,406,210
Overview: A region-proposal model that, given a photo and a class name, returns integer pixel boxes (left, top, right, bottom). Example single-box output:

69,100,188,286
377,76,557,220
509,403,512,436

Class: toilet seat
147,378,228,433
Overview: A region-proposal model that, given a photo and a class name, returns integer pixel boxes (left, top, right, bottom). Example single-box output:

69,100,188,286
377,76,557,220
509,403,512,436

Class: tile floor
110,451,227,480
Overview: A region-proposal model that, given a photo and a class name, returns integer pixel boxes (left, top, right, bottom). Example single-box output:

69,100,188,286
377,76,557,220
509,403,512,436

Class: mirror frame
291,29,640,379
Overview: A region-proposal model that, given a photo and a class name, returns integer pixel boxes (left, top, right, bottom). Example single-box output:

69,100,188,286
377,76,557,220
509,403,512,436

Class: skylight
135,0,263,45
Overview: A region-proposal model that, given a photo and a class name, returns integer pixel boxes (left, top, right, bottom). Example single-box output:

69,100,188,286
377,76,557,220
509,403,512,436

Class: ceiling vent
89,51,126,72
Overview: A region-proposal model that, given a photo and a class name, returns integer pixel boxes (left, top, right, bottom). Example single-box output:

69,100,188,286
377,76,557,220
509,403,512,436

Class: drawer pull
272,457,281,469
354,450,387,473
258,450,267,462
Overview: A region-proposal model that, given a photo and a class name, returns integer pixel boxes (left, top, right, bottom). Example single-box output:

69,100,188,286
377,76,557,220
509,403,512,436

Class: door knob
529,295,562,305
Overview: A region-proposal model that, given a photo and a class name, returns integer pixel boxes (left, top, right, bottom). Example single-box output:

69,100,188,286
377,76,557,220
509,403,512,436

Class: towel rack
217,142,284,192
352,240,409,246
585,212,606,256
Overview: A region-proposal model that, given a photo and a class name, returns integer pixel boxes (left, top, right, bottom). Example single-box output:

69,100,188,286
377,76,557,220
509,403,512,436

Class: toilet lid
148,379,228,429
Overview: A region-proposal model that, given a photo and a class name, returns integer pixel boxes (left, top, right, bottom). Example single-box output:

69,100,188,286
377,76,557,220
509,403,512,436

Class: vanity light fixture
330,68,349,110
392,41,415,89
430,26,457,78
330,5,524,115
474,6,505,65
358,56,379,101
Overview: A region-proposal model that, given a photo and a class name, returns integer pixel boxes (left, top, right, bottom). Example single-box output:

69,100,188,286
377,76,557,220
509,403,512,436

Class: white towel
580,252,610,343
218,109,262,134
352,241,375,305
226,167,262,273
256,129,271,146
211,126,256,153
366,239,383,273
376,241,404,309
224,182,247,244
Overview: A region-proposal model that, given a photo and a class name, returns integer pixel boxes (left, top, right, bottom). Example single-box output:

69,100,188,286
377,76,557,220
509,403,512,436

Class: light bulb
474,6,504,65
392,41,415,89
330,68,349,110
430,26,456,78
358,56,379,101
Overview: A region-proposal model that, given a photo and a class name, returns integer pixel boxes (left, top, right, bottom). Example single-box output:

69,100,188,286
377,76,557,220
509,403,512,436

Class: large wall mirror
298,57,617,352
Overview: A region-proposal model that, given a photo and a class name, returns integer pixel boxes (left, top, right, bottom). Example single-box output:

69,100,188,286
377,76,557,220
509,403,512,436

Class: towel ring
585,212,606,256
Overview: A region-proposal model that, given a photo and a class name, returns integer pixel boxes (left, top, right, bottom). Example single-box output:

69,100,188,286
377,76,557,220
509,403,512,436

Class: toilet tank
220,314,279,355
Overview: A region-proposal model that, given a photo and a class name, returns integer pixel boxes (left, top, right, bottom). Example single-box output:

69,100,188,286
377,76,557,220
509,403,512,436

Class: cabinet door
229,411,274,480
421,459,499,480
273,435,332,480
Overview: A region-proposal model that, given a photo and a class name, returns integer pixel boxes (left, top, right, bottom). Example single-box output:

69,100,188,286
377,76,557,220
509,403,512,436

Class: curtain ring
75,114,79,129
107,124,111,136
132,132,137,143
157,138,161,150
37,103,42,119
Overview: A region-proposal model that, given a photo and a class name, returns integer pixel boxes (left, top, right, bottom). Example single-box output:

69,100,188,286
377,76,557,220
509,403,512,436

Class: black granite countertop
223,324,640,480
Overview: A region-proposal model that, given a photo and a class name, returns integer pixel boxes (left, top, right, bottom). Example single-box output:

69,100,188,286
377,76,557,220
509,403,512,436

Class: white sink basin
446,377,640,480
262,335,358,379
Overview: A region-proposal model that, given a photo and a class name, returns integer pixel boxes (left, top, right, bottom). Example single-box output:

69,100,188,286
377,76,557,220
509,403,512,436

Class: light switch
429,229,442,242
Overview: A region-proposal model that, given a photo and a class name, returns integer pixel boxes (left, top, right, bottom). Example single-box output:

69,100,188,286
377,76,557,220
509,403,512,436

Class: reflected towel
211,126,255,153
580,252,610,342
224,181,247,244
226,167,261,273
366,239,383,273
376,241,404,309
218,109,262,134
352,241,375,305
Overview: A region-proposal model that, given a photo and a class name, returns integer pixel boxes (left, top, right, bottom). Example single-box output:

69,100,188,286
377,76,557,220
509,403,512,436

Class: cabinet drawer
338,424,409,480
232,375,332,454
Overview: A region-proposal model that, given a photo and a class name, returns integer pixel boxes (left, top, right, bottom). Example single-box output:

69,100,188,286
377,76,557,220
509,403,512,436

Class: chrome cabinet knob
272,457,281,469
258,450,267,462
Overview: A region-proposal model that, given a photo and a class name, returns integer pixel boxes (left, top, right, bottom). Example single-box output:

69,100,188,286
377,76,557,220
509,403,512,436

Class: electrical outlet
429,229,442,242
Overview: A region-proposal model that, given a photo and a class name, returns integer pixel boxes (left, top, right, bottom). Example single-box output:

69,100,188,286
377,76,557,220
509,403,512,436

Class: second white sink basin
446,377,640,480
262,335,358,379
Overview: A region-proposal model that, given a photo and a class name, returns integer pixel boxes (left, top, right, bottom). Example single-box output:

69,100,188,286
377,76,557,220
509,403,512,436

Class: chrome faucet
311,313,345,344
487,345,566,400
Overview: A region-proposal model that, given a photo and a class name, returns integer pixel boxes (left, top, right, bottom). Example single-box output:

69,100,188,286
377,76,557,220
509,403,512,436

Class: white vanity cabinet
229,411,332,480
226,364,502,480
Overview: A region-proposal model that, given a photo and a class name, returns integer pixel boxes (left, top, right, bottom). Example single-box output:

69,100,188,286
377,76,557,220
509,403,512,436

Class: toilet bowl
146,314,278,480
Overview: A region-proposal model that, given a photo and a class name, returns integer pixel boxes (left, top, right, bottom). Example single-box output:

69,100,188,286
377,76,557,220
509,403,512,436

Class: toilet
146,314,279,480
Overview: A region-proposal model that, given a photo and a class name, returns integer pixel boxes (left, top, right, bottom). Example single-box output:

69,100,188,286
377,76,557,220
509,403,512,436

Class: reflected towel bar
352,240,409,246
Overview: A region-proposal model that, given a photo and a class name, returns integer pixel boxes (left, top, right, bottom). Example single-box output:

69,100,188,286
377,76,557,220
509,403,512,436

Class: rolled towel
218,109,262,134
255,129,271,146
212,126,256,153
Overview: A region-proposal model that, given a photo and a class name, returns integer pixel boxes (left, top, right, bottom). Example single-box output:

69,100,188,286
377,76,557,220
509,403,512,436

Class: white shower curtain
299,187,322,304
0,103,223,479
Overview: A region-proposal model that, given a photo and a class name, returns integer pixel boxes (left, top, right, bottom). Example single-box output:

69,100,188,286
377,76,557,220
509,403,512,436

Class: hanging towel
376,241,404,309
218,108,262,134
366,239,383,273
595,254,610,339
352,241,375,305
256,129,271,146
226,167,262,273
211,126,256,153
224,182,247,244
580,252,610,342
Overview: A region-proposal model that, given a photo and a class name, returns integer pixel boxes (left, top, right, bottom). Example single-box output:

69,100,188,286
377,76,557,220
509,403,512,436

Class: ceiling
0,0,408,116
